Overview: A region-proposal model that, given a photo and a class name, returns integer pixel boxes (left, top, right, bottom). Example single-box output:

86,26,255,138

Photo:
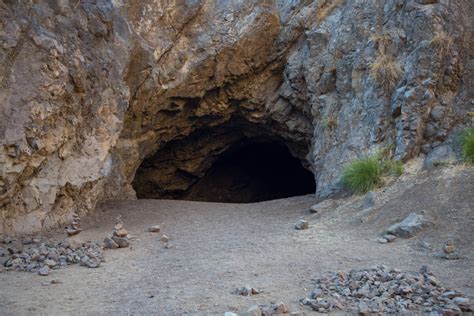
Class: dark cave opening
182,141,316,203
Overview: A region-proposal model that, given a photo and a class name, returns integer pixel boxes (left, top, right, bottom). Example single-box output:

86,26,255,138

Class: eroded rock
0,0,472,234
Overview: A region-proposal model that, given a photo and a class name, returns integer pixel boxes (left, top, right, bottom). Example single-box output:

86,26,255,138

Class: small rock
160,235,169,242
273,302,289,314
386,212,433,238
38,266,49,276
423,145,456,169
103,237,119,249
224,313,239,316
234,286,259,296
148,225,161,233
452,297,471,311
111,236,129,248
114,228,128,238
295,220,309,230
383,234,397,242
45,259,57,267
86,258,100,268
65,227,81,236
378,237,388,244
114,222,124,230
358,301,370,315
444,239,455,254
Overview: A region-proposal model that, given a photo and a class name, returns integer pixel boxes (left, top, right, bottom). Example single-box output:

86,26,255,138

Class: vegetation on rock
460,127,474,163
342,147,403,193
369,53,402,93
342,156,382,193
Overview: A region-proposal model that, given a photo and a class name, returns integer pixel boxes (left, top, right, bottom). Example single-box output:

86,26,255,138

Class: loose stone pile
301,265,472,314
0,235,103,275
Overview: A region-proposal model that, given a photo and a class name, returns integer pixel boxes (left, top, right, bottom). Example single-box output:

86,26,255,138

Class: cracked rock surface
1,1,473,233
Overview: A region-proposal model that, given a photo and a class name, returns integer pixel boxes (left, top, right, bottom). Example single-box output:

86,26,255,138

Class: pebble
38,266,49,276
444,239,455,254
160,235,169,242
295,220,309,230
148,225,161,233
383,234,397,242
86,258,100,268
234,286,260,296
65,227,82,236
378,237,388,244
273,302,289,314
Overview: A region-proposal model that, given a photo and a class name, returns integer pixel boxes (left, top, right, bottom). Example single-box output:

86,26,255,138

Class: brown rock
114,228,128,238
111,236,129,248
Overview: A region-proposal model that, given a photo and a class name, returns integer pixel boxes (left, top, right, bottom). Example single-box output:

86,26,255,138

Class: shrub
460,127,474,163
342,156,382,193
369,53,403,93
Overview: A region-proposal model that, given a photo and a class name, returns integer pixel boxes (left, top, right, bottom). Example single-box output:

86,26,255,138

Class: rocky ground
0,163,472,315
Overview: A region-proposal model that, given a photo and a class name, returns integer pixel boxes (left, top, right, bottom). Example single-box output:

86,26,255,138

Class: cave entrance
182,141,316,203
133,134,316,203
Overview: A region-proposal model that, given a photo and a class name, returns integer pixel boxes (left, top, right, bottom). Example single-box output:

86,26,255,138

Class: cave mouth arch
132,135,316,203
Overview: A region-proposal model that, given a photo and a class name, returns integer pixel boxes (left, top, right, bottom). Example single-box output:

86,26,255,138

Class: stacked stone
104,219,129,249
0,235,103,275
65,213,82,236
301,265,471,314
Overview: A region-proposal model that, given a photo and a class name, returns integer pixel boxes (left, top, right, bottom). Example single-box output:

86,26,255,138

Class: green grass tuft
382,159,404,177
460,127,474,163
342,156,382,193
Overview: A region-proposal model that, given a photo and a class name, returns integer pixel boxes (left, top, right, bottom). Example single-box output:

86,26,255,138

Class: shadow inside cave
134,137,316,203
182,141,316,203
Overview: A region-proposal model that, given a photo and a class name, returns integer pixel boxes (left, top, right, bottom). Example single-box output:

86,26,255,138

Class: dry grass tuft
430,30,453,58
316,0,345,24
369,53,403,93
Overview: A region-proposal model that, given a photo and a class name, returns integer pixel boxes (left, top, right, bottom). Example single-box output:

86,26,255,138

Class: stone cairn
301,265,471,314
104,216,130,249
65,212,82,236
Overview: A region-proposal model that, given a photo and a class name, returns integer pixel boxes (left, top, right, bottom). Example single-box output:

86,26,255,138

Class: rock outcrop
1,0,473,234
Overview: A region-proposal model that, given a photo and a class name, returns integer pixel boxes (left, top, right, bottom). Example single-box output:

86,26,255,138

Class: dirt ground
0,163,473,315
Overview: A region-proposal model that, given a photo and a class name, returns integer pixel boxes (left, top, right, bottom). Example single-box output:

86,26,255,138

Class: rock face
1,1,473,234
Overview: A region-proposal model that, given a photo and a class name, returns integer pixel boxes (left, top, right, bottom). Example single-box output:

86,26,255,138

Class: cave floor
0,165,473,315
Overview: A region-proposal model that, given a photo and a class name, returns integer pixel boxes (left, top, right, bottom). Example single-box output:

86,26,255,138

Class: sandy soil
0,164,473,315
